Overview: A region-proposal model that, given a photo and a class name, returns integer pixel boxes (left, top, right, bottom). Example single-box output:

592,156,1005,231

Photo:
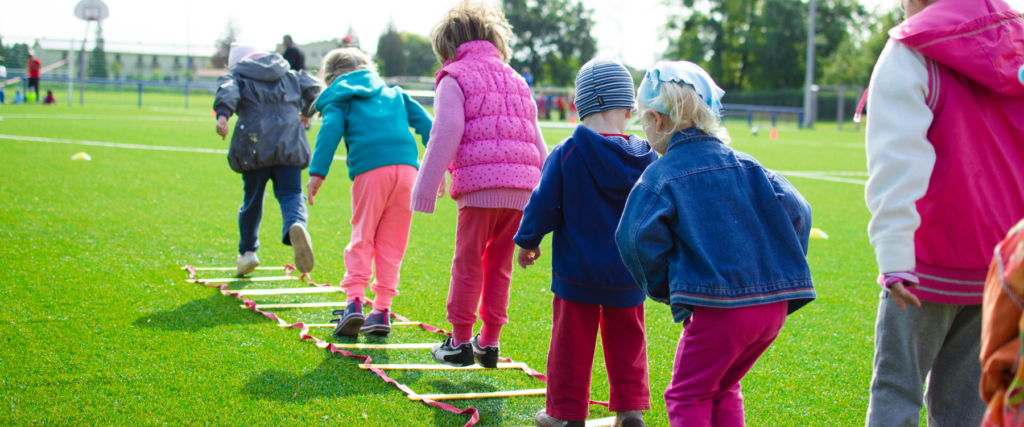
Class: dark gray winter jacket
214,54,320,173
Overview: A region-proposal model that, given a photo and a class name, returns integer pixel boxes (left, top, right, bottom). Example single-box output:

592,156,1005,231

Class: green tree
88,24,108,78
376,20,406,77
505,0,597,86
820,7,902,87
662,0,865,92
5,43,29,71
211,20,239,69
402,32,437,77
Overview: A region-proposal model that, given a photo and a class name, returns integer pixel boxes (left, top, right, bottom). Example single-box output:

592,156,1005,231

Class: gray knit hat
574,59,635,120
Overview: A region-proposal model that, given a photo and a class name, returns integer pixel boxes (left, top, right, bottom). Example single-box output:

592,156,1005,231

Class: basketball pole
801,0,817,129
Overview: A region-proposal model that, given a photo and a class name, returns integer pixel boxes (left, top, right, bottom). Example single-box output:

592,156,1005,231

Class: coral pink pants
665,301,788,427
546,295,651,421
340,165,417,311
446,207,522,343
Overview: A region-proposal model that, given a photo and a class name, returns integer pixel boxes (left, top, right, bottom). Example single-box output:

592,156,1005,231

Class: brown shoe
613,411,645,427
534,409,585,427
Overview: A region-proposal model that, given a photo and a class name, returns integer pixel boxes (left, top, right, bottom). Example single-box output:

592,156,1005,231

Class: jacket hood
890,0,1024,97
571,125,655,198
315,70,385,111
233,54,290,82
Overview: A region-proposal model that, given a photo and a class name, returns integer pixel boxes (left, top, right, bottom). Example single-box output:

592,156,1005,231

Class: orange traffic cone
769,127,779,140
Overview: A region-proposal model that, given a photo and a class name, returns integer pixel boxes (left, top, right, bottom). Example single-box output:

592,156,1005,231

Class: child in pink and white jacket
412,1,548,368
863,0,1024,425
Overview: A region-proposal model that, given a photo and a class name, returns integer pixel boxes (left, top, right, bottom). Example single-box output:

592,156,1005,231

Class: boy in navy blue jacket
515,59,657,427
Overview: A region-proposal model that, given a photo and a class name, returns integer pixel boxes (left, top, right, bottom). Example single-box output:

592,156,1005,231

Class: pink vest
891,0,1024,304
435,41,542,198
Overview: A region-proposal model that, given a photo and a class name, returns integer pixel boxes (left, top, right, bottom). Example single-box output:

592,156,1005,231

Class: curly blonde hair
636,81,730,144
430,0,513,64
320,48,376,86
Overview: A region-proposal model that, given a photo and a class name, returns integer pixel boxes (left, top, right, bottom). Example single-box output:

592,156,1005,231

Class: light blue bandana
638,61,725,117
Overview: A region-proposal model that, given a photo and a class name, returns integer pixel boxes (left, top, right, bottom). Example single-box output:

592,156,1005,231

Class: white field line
1,114,211,122
0,134,346,160
780,171,867,185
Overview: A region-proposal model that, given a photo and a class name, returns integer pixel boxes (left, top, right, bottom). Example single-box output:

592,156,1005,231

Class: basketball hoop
74,0,109,22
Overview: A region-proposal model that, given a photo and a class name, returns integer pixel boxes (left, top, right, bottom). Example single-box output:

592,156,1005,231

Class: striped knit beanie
574,59,636,120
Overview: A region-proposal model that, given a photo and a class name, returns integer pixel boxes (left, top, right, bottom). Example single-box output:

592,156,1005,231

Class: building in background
32,39,216,81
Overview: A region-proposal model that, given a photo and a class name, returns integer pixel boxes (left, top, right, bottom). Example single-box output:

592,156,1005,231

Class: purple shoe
360,310,392,336
331,300,364,337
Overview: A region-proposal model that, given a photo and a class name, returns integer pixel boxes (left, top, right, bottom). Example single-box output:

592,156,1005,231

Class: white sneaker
289,223,314,273
236,251,260,277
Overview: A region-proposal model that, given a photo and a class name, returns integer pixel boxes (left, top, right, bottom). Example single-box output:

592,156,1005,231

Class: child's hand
517,246,541,269
437,176,447,199
216,117,229,140
306,176,324,206
888,281,922,311
301,115,310,129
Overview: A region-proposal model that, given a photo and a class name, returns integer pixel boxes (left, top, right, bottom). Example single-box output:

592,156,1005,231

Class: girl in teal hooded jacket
306,48,433,338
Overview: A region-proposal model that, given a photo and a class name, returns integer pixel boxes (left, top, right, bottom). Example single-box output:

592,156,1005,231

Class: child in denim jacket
615,61,815,426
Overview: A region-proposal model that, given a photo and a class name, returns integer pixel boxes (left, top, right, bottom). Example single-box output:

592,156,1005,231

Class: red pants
665,302,787,427
546,295,651,420
446,207,522,341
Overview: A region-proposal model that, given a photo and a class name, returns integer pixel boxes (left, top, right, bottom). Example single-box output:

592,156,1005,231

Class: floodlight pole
802,0,817,129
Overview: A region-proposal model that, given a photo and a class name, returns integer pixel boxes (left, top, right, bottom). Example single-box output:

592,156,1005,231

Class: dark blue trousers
238,166,307,254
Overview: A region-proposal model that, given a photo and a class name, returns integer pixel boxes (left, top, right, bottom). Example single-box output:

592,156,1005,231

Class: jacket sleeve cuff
215,107,233,120
411,196,436,214
874,237,917,275
309,173,326,180
513,235,539,250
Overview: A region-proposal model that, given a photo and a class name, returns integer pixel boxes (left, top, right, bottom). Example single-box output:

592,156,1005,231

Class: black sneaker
430,337,474,367
360,309,392,336
331,300,364,337
471,335,499,368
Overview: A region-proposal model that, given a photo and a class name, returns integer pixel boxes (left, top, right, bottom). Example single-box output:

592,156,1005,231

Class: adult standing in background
27,51,41,102
282,35,305,71
522,67,533,88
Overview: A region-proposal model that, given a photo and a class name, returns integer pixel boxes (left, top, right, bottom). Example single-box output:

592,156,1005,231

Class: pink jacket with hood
876,0,1024,304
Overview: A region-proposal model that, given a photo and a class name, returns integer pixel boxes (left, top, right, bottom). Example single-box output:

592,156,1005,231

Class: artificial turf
0,95,879,426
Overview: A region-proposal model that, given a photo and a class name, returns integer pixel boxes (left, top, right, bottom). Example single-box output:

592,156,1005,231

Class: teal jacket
310,70,433,180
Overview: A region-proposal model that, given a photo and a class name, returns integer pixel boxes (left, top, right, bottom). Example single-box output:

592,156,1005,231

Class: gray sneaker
236,251,259,277
331,301,364,338
613,411,645,427
288,223,314,273
534,409,584,427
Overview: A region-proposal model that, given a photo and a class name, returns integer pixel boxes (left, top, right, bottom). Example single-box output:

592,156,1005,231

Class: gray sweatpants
865,291,984,427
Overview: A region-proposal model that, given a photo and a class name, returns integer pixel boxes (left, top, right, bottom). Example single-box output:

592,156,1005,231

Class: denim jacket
615,128,816,322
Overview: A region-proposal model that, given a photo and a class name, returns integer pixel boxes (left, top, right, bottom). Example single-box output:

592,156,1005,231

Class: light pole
802,0,817,129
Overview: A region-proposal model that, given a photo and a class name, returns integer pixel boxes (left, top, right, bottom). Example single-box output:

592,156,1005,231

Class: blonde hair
320,48,376,86
636,82,731,144
430,0,513,64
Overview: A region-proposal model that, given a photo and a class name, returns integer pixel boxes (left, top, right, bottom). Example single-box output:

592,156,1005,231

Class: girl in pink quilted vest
412,0,548,368
863,0,1024,424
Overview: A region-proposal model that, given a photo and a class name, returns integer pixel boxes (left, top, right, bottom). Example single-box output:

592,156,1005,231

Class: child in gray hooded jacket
213,43,320,277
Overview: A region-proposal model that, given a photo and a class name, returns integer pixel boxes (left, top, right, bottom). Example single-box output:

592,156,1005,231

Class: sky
2,0,1023,70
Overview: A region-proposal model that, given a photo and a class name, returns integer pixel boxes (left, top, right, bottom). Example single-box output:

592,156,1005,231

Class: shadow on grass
242,351,398,403
425,380,505,427
133,294,266,331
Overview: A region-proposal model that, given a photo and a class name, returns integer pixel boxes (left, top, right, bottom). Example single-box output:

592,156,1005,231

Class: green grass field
0,99,878,426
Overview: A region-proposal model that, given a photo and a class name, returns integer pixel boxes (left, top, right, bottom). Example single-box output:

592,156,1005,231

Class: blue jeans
238,166,307,254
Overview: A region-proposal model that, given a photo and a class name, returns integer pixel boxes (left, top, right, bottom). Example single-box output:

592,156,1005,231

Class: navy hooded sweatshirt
514,125,658,307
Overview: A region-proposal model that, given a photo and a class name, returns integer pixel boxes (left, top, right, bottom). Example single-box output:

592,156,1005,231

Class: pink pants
665,301,788,427
546,295,651,420
340,165,416,311
446,207,522,343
